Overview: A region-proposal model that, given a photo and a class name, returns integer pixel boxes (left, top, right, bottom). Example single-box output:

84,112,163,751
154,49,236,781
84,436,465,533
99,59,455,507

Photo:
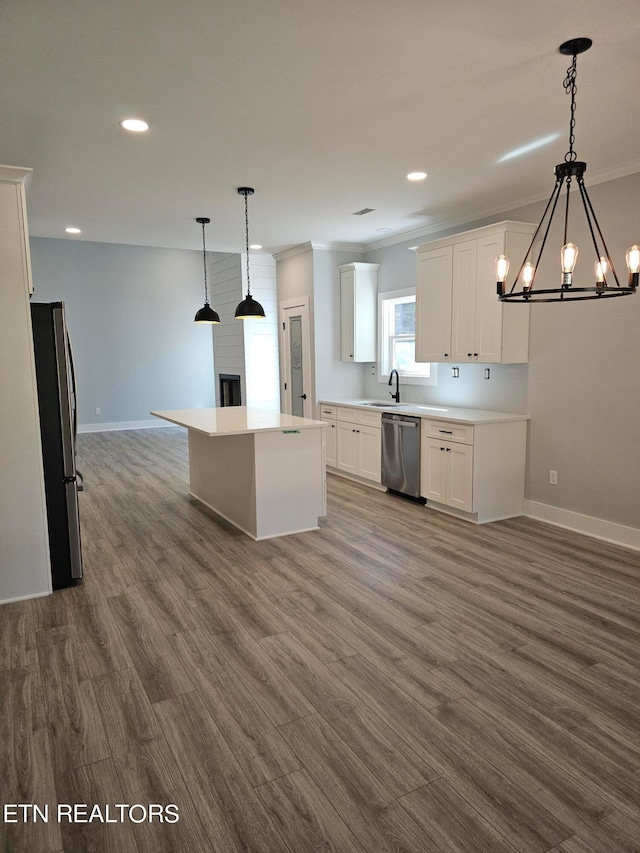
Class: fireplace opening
219,374,242,407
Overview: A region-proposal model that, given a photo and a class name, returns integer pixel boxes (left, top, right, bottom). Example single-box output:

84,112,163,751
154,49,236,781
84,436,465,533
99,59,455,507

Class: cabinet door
324,421,337,467
340,271,355,362
357,426,381,483
446,442,473,513
416,246,453,362
422,438,448,502
451,240,478,362
475,234,504,363
336,421,358,474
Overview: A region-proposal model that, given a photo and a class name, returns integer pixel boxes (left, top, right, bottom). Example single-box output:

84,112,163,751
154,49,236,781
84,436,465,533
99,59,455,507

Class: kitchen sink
361,401,403,407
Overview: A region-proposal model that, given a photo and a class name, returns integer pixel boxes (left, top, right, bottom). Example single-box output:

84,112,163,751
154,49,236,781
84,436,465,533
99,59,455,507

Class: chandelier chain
244,193,251,296
201,220,209,304
563,54,578,162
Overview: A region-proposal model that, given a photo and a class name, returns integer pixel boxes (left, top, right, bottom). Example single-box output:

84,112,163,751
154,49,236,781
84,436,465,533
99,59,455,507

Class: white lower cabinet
423,438,473,512
334,407,381,483
319,405,337,467
421,418,526,523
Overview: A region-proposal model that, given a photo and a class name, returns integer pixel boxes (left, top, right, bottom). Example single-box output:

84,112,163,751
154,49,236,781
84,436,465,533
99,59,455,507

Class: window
378,288,436,385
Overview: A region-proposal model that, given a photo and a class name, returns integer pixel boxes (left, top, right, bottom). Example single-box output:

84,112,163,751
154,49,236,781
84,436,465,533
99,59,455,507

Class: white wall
30,238,216,429
210,253,246,405
211,252,280,410
0,170,51,603
242,254,280,411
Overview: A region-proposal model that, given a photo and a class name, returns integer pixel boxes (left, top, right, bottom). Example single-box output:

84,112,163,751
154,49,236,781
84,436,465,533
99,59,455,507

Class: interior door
280,298,313,418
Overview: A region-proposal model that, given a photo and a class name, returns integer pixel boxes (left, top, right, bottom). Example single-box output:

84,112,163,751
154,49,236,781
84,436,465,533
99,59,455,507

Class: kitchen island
151,407,327,540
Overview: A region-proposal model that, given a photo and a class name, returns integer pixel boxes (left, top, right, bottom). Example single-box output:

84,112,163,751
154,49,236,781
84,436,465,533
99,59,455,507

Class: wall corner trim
523,500,640,553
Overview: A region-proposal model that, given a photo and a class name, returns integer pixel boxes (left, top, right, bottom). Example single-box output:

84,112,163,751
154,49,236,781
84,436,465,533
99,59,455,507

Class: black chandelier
194,217,220,324
496,38,639,303
235,187,266,319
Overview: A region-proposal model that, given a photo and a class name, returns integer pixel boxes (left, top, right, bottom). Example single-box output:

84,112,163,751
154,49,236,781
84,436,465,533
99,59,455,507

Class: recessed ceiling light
406,171,428,181
65,227,81,234
376,228,392,233
249,244,262,250
120,118,149,133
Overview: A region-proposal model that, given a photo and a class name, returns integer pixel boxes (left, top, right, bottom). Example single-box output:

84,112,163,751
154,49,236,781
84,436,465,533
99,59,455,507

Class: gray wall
363,171,640,530
30,237,216,428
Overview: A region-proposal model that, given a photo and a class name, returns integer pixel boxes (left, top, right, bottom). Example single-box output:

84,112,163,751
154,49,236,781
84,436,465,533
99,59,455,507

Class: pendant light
194,217,220,324
235,187,266,319
496,38,638,303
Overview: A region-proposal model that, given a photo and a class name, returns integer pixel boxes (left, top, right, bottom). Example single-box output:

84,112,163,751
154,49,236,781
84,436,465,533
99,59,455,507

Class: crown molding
273,241,365,261
272,242,314,261
309,242,364,253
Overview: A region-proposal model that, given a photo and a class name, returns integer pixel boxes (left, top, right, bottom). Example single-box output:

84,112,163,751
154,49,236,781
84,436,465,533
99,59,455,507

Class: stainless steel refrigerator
31,302,83,589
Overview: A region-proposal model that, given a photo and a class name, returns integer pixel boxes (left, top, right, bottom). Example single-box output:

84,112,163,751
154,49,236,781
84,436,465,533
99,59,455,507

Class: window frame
377,287,437,386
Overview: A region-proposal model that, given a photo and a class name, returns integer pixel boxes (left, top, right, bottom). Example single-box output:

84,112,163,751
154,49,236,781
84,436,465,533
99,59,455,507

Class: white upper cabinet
339,262,379,362
415,246,453,362
416,221,535,364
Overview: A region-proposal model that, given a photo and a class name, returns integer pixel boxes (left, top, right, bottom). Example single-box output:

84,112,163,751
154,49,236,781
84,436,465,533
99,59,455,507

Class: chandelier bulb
522,262,535,291
626,245,640,275
627,245,640,289
561,243,579,274
560,243,578,286
495,255,510,284
594,257,608,285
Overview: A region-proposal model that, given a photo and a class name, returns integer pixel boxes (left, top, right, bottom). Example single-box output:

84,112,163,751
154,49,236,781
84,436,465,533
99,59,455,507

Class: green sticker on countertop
282,429,301,434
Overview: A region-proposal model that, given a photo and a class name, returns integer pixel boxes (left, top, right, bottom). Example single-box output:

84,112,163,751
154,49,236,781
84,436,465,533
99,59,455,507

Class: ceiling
2,0,639,256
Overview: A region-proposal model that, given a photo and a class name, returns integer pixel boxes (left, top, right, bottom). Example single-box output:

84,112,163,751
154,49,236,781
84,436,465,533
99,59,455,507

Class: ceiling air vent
352,208,375,216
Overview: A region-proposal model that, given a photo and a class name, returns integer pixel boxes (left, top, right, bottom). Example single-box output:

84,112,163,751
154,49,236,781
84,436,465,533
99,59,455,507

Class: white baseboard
1,589,51,605
78,419,177,434
523,500,640,553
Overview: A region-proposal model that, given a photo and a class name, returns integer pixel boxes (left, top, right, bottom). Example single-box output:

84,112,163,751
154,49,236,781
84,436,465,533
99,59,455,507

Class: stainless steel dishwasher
381,412,424,501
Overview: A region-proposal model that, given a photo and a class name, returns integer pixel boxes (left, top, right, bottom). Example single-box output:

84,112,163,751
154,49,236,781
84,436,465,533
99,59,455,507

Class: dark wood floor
3,427,640,853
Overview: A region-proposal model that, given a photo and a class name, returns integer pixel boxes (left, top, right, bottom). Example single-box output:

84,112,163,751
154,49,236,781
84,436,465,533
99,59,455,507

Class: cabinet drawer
424,419,474,445
358,409,381,427
337,406,382,427
319,404,337,419
337,406,358,422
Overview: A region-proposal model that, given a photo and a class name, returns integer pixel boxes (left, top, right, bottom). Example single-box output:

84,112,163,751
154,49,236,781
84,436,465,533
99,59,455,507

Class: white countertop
320,399,529,425
151,407,327,437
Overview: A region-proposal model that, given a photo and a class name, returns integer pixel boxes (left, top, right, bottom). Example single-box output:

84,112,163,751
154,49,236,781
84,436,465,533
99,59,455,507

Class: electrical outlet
95,407,101,415
484,368,491,379
370,364,375,375
549,469,558,485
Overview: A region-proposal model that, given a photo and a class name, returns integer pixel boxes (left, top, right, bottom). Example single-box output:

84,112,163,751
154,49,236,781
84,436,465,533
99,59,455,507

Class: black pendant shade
235,187,266,319
234,294,265,319
194,217,220,324
496,38,637,303
194,302,220,323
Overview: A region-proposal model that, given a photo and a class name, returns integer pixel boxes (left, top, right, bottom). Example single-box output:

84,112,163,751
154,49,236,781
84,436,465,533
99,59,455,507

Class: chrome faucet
388,369,400,403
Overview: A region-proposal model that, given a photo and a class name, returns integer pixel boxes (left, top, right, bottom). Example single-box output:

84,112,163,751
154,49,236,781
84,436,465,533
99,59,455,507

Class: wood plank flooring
2,425,640,853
